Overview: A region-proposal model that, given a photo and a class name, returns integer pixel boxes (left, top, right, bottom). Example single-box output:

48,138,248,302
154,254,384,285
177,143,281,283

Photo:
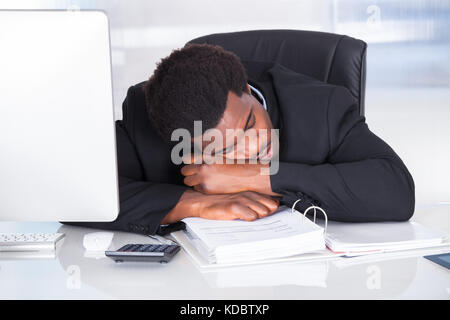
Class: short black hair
144,43,248,143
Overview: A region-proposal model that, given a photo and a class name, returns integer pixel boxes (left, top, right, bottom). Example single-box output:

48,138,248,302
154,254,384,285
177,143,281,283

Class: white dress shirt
248,83,267,110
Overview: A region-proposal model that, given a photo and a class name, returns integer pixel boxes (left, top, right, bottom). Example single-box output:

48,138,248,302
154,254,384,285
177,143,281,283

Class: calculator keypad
107,243,181,263
117,243,178,253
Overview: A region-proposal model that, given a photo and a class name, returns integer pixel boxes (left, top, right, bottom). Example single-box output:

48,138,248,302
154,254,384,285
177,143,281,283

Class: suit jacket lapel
270,62,331,164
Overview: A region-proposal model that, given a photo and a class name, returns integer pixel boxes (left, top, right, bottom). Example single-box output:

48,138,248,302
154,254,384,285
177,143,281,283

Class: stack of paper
182,207,325,264
325,220,446,256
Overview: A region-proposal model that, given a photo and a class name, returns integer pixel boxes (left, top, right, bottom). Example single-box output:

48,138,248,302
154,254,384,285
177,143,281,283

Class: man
63,43,415,235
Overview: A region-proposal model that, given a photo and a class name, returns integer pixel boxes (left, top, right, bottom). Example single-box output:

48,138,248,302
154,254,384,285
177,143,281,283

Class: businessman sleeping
63,43,415,235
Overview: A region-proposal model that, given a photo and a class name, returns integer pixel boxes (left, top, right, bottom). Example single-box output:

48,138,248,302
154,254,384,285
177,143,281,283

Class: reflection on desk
55,224,425,299
1,204,449,299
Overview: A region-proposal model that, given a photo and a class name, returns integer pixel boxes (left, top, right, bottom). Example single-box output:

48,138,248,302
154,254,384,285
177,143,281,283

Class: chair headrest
188,29,367,116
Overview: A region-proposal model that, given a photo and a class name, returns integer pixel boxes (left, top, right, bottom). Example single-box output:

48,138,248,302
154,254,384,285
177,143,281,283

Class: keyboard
0,233,65,251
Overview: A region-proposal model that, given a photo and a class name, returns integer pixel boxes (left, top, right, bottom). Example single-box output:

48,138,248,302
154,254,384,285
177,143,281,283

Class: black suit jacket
63,60,415,235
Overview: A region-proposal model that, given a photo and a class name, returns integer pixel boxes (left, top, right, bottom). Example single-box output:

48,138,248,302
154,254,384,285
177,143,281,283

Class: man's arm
270,87,415,222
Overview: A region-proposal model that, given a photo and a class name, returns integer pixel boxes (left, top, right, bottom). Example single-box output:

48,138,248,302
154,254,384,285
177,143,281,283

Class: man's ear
246,84,251,94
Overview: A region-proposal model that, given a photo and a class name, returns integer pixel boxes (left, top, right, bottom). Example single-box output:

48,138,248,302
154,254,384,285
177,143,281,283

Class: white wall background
1,0,449,210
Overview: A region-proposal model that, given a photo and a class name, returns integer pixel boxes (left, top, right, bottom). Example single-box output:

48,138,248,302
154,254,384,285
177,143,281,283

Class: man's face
193,85,276,162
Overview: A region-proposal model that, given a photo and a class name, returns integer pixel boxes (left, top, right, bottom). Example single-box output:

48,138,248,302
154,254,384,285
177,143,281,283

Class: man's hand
181,163,279,196
161,189,280,224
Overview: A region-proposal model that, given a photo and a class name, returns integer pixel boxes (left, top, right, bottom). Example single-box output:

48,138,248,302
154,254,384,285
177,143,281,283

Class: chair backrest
187,29,367,116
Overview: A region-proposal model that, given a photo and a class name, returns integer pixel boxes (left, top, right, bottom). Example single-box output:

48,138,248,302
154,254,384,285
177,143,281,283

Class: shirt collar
248,83,267,110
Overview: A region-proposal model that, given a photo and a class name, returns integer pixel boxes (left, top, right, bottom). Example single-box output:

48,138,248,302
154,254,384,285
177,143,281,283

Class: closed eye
244,107,256,131
214,106,255,157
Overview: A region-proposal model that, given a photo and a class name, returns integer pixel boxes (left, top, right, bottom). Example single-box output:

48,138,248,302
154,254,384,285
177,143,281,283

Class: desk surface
1,205,449,300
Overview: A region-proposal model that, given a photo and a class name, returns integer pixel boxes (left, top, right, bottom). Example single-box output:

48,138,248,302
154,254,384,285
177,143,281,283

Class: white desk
1,205,449,299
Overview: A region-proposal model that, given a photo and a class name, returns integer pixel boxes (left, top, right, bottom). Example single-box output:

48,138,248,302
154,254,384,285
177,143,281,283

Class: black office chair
187,29,367,116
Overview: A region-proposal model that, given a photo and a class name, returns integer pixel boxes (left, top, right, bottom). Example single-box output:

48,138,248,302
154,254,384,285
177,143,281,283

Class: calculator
105,243,181,264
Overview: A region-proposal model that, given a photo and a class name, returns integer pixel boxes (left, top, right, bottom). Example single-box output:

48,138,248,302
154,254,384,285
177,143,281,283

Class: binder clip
291,199,328,234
